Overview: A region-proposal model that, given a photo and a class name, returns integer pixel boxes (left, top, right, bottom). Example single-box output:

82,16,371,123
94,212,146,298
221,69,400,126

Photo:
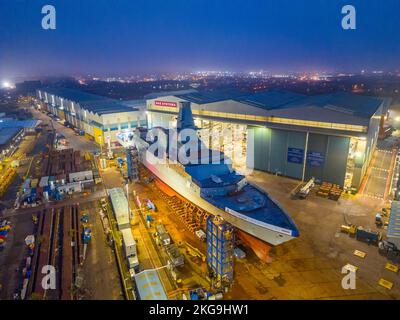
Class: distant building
0,127,24,157
0,116,41,157
16,80,42,95
0,118,41,134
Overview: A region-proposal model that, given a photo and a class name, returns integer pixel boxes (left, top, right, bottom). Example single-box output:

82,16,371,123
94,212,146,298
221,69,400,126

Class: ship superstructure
117,102,299,246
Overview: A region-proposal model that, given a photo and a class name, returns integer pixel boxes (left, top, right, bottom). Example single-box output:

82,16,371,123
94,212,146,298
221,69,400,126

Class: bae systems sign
154,100,177,108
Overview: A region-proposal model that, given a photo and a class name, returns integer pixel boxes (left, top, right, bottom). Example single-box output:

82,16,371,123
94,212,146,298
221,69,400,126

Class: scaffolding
206,216,234,287
126,146,140,182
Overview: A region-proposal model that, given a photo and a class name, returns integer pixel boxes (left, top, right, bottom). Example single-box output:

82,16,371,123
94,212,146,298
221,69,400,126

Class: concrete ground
0,211,35,299
129,179,210,297
361,148,395,200
0,132,42,299
223,171,399,300
100,166,180,299
31,109,98,153
1,107,119,300
99,154,400,300
377,134,400,150
14,108,400,299
79,201,123,300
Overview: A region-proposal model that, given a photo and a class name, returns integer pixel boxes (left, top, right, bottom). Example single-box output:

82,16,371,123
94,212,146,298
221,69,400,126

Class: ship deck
186,162,299,236
204,184,299,236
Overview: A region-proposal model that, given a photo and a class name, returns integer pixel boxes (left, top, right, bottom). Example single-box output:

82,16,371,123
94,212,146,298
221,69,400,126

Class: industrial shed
145,89,390,190
388,201,400,249
134,269,167,300
36,88,146,146
0,127,23,155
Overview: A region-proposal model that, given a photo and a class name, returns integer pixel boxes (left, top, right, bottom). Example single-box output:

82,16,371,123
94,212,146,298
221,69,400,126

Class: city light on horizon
2,81,13,89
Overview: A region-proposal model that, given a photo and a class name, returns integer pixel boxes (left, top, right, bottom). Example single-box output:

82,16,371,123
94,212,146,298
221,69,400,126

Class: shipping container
39,176,49,187
121,228,137,257
108,188,130,230
356,227,380,244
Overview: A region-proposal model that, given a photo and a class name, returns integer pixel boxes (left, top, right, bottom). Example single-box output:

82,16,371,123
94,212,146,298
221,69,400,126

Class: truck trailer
121,228,137,257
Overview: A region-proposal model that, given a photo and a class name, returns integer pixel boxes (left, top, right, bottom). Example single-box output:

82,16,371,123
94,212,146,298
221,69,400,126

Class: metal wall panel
323,136,350,186
286,131,306,179
251,127,270,172
251,127,348,186
251,127,305,179
304,133,328,182
270,129,287,174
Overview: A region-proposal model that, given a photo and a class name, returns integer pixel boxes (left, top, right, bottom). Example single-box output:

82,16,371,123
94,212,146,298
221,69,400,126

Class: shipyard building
0,118,41,158
36,87,390,190
36,88,146,146
145,90,390,190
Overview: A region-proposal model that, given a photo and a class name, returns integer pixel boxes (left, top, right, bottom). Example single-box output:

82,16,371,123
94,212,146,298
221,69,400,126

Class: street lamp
2,81,12,89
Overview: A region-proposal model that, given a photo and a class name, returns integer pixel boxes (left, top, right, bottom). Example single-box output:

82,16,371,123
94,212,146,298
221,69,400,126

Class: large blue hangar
36,87,390,191
144,90,391,191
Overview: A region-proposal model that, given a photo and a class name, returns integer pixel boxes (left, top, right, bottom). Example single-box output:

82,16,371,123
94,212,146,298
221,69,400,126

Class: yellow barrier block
385,263,399,273
378,278,393,290
353,250,367,258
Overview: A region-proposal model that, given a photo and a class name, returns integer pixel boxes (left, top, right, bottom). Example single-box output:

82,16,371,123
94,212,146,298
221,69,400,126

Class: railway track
27,205,82,300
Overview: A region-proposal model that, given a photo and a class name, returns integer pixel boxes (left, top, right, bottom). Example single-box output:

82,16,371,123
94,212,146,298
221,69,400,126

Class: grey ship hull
133,139,295,246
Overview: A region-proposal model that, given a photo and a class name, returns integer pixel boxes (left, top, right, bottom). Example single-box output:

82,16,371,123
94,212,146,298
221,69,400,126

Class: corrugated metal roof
282,92,386,118
108,188,129,226
0,127,22,146
134,270,167,300
234,90,306,109
144,89,197,100
388,201,400,239
235,90,385,118
42,88,136,115
176,89,245,104
170,89,385,119
0,119,41,129
121,99,146,111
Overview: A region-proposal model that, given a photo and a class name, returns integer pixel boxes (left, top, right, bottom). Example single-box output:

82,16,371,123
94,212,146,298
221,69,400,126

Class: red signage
154,100,177,108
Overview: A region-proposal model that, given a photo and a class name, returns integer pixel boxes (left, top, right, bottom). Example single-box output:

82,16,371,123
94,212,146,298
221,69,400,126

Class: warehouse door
304,133,349,186
304,133,328,183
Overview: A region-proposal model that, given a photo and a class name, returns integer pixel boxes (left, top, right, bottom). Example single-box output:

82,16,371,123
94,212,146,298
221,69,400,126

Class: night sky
0,0,399,79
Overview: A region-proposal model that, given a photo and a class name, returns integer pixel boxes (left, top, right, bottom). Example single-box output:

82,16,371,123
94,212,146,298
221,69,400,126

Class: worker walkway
360,148,396,200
